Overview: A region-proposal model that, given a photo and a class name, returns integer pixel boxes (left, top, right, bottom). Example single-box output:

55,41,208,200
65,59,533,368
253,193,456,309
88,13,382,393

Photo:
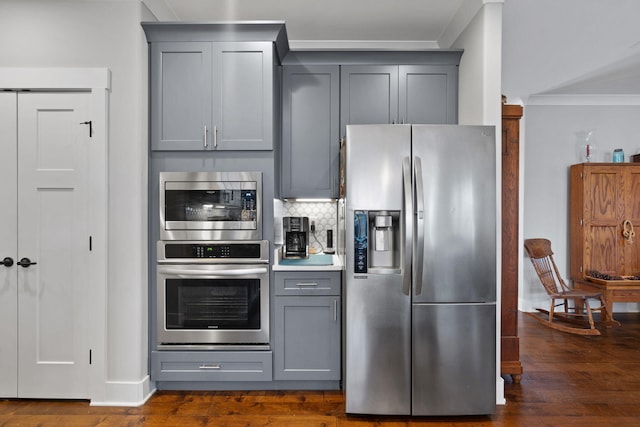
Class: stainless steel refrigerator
344,124,496,416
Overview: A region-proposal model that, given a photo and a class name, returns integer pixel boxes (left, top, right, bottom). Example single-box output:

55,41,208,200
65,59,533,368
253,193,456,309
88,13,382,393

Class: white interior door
0,92,18,397
16,92,91,398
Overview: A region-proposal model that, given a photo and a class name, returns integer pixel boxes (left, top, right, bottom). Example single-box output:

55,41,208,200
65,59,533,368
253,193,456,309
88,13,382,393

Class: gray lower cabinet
151,351,273,382
281,65,340,198
274,271,341,381
150,41,275,151
340,64,458,135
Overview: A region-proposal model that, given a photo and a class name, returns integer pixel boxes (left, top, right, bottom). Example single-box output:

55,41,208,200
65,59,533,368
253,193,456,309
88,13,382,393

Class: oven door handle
160,267,268,277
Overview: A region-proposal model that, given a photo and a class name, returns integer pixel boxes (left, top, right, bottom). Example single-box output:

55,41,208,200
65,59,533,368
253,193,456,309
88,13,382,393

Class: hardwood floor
2,312,640,426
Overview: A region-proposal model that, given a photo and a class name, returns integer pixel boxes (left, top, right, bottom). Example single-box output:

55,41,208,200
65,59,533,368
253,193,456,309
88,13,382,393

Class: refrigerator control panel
354,211,368,273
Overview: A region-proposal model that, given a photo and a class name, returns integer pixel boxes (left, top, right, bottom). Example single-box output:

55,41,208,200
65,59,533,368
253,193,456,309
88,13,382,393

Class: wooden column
501,103,523,383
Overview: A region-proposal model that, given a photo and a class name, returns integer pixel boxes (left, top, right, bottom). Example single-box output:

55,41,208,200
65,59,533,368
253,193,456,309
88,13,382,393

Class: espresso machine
283,216,309,259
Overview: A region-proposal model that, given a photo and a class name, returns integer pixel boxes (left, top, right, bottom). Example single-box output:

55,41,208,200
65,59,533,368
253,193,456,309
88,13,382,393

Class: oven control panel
158,240,269,263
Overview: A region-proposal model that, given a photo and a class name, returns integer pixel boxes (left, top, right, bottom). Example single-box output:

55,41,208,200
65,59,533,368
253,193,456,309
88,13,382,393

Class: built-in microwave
159,171,262,241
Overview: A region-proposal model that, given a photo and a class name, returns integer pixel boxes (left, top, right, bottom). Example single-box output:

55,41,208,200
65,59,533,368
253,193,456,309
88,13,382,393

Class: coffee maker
283,216,309,259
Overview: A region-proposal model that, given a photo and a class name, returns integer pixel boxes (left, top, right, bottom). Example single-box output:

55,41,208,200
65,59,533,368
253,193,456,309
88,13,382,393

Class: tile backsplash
274,200,338,253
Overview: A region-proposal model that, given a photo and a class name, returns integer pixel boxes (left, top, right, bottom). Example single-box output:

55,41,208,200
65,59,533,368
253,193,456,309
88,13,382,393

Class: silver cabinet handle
213,125,218,148
296,282,319,287
333,299,337,322
204,125,208,149
199,364,221,370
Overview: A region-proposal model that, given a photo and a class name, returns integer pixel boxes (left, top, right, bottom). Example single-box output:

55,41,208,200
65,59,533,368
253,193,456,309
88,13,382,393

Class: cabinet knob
2,257,13,267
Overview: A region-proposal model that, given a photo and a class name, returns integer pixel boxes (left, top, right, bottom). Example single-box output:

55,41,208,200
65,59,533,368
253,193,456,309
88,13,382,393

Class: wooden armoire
501,103,523,383
569,163,640,279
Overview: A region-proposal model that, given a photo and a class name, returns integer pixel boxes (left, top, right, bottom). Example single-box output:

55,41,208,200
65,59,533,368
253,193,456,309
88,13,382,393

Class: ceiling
143,0,471,49
144,0,640,97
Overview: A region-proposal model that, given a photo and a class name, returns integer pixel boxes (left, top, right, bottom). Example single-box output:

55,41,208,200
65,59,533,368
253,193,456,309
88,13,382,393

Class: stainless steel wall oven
156,240,269,348
159,171,262,241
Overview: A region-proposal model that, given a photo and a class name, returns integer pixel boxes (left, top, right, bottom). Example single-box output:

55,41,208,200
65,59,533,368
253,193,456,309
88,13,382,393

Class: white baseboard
90,376,156,407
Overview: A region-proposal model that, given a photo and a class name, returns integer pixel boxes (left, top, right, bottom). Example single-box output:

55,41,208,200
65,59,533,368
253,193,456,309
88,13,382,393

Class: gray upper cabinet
340,64,458,136
150,41,274,151
143,22,289,152
281,65,340,198
150,42,213,151
340,65,399,136
399,65,458,125
213,43,275,150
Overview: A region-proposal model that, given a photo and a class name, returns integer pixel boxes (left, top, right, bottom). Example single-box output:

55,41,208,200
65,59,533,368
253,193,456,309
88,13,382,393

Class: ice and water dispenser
354,210,400,273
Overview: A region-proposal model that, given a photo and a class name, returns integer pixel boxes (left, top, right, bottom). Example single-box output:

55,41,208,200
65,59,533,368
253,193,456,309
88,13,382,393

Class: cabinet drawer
151,351,272,382
274,271,341,296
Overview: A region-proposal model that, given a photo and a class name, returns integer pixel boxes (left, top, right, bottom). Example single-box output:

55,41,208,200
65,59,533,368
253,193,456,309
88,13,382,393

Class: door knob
17,257,37,268
2,257,13,267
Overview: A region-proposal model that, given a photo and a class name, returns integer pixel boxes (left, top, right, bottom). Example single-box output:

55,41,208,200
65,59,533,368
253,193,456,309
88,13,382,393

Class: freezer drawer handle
296,282,319,287
199,364,221,370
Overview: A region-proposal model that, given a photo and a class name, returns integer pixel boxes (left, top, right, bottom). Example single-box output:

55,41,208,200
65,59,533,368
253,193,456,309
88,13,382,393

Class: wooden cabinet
150,41,276,151
340,64,458,135
570,163,640,279
281,65,340,198
273,271,341,381
501,104,522,383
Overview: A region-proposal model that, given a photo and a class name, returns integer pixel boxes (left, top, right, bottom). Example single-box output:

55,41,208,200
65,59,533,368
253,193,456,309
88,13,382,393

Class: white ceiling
144,0,640,97
144,0,470,49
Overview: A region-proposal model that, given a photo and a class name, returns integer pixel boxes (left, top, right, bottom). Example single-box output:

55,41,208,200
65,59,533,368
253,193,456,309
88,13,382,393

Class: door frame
0,68,109,402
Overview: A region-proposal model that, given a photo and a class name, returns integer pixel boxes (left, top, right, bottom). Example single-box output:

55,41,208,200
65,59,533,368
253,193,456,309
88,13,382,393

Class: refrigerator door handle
413,156,425,296
402,156,413,296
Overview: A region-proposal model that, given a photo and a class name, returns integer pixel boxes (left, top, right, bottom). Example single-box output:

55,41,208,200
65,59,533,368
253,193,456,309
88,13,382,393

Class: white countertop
272,249,343,271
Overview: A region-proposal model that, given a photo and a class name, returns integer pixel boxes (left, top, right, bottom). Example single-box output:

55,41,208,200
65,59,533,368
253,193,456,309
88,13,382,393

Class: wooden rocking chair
524,238,619,336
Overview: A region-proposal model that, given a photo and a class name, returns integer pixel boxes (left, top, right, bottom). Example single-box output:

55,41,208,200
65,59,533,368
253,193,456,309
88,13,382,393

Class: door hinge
89,236,92,251
80,120,93,138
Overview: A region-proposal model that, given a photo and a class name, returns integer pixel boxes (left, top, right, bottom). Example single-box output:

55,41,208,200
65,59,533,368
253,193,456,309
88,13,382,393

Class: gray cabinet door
274,296,340,381
150,41,274,151
213,42,274,150
281,65,340,198
340,65,399,136
150,42,212,151
399,65,458,124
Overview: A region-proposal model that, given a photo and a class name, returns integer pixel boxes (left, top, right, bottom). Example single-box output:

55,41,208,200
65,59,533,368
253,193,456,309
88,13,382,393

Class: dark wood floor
2,312,640,426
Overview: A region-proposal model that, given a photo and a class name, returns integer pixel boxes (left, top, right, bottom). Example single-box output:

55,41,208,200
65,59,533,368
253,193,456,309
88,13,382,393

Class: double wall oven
157,171,269,349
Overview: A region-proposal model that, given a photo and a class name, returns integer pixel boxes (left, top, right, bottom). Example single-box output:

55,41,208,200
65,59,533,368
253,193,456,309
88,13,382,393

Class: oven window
165,278,260,330
165,188,257,222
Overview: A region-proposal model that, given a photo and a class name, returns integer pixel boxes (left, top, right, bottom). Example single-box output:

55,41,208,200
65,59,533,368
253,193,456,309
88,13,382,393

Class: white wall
0,0,151,404
455,2,502,128
522,104,640,311
502,0,640,313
